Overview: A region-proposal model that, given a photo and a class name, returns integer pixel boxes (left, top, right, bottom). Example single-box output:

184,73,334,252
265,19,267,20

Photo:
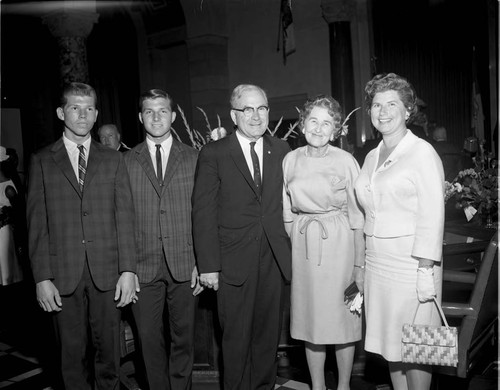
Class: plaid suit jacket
124,139,198,283
27,138,136,295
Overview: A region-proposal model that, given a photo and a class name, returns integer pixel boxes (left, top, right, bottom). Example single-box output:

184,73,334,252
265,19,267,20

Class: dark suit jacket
192,133,292,286
124,139,198,283
27,138,136,295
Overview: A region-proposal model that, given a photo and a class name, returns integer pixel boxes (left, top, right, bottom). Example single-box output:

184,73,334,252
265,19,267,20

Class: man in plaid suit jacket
26,82,137,389
124,89,202,390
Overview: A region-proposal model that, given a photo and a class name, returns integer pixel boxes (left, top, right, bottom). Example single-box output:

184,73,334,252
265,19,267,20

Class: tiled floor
3,332,497,390
0,281,497,390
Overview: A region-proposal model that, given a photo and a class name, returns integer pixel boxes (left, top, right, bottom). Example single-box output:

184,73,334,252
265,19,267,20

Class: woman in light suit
354,73,445,390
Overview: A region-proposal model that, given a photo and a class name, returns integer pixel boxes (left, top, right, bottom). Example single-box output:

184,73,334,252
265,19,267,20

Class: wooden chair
436,230,498,378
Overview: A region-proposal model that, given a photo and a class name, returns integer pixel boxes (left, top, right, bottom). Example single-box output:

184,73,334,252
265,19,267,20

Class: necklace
305,145,329,158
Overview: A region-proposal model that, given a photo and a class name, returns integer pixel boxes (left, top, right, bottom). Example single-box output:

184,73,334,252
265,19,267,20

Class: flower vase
473,209,497,229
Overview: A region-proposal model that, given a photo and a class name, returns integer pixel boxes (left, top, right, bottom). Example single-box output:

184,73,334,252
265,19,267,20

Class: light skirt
364,235,442,361
290,211,362,344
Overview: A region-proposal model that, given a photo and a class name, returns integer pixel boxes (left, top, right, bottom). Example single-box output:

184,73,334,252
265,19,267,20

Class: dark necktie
250,142,261,194
156,144,163,185
77,144,86,192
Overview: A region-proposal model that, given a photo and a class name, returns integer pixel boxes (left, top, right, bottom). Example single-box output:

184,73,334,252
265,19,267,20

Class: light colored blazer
354,130,445,261
124,138,198,283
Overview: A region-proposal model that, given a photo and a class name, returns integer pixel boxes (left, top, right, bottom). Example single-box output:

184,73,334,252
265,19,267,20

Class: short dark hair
299,95,343,131
139,89,174,111
364,73,418,119
60,82,97,107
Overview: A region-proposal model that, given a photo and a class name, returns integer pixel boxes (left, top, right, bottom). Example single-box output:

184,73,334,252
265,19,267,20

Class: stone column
181,0,230,134
321,0,373,147
42,6,98,85
321,0,356,149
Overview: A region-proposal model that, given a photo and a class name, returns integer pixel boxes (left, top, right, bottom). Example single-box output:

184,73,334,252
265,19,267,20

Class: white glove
349,292,363,314
416,267,436,302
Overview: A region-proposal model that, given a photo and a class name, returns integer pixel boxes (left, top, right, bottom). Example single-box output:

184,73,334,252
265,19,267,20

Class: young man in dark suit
124,89,203,390
192,84,292,390
26,82,137,389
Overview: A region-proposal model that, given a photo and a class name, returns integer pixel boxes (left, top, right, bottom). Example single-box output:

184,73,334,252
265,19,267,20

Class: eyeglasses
231,106,269,117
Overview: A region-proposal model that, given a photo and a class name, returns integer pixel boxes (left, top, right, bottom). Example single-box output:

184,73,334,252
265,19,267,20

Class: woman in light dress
354,73,444,390
283,95,365,390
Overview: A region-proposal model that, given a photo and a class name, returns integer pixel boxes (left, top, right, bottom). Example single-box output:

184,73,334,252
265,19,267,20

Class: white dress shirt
236,131,263,180
62,133,91,181
146,135,172,180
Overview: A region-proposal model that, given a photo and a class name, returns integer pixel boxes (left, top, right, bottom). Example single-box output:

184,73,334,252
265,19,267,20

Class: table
443,220,497,271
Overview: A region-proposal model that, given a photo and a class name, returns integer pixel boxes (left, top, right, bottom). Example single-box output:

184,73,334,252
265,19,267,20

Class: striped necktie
77,144,86,192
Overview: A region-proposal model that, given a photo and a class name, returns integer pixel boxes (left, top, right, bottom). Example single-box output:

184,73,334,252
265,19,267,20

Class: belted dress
283,145,364,344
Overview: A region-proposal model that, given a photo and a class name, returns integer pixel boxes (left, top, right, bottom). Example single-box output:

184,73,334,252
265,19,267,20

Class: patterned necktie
250,142,261,194
156,144,163,185
77,145,86,192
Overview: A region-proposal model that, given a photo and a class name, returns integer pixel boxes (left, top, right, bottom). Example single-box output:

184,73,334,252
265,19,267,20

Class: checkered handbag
402,297,458,366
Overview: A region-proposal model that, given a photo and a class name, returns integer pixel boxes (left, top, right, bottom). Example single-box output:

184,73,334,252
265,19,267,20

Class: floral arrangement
444,164,498,223
172,105,299,150
337,107,360,139
170,105,360,152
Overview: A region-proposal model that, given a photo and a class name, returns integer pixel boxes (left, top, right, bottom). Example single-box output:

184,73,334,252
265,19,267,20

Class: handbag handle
411,296,450,329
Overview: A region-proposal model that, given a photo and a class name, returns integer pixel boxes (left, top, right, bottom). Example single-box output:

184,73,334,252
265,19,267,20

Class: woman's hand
416,267,436,302
353,267,365,294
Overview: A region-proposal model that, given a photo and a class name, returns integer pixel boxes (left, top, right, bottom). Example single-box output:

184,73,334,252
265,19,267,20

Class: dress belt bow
299,216,329,266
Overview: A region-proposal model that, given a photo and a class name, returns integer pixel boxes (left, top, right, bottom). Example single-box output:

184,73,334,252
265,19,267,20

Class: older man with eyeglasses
192,84,292,390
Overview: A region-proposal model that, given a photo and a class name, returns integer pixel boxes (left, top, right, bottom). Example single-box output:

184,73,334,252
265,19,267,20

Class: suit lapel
163,139,181,190
135,141,162,196
262,134,278,199
229,133,261,199
51,138,81,196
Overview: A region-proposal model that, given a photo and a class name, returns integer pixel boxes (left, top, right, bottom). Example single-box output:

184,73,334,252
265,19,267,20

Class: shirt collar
146,134,173,153
62,133,92,151
235,131,263,147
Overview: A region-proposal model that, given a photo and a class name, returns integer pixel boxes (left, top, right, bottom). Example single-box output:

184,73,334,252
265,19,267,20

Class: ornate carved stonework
42,10,98,84
57,36,90,84
321,0,356,23
43,11,98,38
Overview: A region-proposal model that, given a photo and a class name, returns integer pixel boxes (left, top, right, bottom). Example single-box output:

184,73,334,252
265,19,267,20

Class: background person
124,88,202,390
283,95,365,390
0,146,24,286
98,123,130,151
354,73,444,390
192,84,292,390
26,82,137,389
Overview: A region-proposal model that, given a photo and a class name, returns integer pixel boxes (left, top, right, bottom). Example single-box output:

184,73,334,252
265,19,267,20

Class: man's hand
130,274,140,304
191,267,204,296
199,272,219,291
115,271,136,307
36,280,62,312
